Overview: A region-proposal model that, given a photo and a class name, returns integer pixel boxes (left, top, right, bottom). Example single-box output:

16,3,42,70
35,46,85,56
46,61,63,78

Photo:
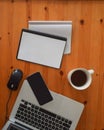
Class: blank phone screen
27,72,53,105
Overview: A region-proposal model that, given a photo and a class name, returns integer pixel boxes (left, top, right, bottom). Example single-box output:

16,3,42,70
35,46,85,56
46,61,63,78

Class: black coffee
71,70,87,87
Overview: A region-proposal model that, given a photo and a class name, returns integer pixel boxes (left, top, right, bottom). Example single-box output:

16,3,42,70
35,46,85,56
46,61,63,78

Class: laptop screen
7,124,25,130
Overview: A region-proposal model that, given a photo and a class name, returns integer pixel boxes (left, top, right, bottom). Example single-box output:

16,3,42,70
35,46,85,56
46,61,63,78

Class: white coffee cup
67,68,94,90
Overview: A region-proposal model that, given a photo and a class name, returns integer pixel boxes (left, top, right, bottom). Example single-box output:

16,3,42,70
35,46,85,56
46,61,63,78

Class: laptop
28,21,72,54
17,29,66,69
2,74,84,130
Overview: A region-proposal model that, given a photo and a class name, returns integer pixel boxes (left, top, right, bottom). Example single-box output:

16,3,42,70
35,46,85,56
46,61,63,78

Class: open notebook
17,29,66,69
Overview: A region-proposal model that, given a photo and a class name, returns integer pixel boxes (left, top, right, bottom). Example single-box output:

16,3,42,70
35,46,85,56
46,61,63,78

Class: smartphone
27,72,53,105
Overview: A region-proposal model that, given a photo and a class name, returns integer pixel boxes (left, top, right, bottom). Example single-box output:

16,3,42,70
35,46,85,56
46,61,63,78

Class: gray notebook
28,21,72,54
17,29,66,69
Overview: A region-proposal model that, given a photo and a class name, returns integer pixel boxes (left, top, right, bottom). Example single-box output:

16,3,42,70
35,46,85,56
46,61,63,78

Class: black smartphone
27,72,53,105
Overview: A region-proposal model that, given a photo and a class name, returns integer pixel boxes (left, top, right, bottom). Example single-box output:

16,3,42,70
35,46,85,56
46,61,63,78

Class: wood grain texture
0,0,104,130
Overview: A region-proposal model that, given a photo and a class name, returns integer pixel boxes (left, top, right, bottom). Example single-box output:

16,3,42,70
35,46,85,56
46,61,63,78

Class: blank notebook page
17,29,66,69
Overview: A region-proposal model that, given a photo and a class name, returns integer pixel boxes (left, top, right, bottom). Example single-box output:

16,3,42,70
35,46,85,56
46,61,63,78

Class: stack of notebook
17,21,72,69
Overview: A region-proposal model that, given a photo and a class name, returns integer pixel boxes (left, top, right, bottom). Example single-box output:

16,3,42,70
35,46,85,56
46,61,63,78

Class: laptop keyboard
15,99,72,130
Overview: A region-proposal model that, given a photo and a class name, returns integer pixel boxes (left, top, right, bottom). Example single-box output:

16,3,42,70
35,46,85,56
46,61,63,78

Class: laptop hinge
9,118,15,123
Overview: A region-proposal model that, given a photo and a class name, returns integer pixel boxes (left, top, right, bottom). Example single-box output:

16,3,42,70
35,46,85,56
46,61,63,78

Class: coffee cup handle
88,69,94,74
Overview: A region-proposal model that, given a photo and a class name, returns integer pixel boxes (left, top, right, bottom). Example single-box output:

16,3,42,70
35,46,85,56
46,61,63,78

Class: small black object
7,69,23,90
27,72,53,105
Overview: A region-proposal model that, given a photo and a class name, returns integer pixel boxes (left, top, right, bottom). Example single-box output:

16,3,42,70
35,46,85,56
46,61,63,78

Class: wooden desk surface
0,0,104,130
